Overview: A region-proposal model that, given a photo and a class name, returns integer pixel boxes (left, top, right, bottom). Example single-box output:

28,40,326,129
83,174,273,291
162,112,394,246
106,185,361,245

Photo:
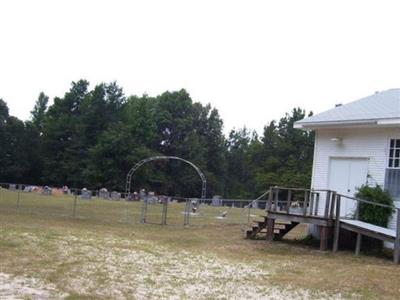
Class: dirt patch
50,233,344,299
0,272,67,299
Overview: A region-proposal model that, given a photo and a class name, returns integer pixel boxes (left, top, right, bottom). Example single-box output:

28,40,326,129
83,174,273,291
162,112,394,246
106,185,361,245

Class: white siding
310,127,400,242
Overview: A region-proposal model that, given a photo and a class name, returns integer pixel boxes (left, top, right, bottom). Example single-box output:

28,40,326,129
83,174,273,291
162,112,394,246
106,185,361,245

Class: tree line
0,80,314,198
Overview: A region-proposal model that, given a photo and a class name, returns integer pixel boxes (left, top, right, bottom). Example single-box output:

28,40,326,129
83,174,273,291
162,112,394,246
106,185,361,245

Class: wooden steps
245,216,299,240
272,221,299,240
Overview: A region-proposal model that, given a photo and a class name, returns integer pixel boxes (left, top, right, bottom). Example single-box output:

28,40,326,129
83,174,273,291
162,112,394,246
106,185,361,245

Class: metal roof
295,89,400,128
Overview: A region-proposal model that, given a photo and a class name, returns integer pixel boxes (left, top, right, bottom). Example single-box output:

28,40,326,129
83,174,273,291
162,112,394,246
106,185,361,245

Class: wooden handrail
336,193,396,210
272,186,333,193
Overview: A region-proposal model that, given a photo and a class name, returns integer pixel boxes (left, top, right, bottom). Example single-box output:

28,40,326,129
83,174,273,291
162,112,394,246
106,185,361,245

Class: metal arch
125,156,207,199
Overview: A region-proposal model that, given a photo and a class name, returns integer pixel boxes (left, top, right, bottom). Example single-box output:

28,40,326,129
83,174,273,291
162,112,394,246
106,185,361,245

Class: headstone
24,186,32,192
127,192,139,201
24,186,38,192
191,199,199,209
159,195,169,204
99,188,109,199
62,185,69,195
9,184,16,191
212,195,222,206
139,189,146,201
147,192,157,204
42,186,52,196
110,191,121,200
81,189,92,199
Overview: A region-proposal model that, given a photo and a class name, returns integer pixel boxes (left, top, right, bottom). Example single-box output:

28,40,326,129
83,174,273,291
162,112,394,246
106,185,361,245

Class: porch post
320,226,329,251
267,187,273,211
286,189,292,214
324,190,331,219
266,217,275,241
333,194,341,252
355,233,362,256
394,209,400,264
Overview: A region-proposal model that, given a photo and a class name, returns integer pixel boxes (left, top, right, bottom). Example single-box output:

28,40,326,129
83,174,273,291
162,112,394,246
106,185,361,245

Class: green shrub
355,185,394,227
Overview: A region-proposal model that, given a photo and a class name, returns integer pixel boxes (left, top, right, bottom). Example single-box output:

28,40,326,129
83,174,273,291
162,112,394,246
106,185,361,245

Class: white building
295,89,400,234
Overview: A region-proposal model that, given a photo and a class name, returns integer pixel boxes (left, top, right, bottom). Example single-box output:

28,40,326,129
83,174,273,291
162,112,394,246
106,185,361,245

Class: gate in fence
125,156,207,199
139,196,200,226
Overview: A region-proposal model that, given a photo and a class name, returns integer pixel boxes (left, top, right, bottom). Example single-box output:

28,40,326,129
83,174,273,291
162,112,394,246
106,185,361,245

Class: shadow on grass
254,234,396,264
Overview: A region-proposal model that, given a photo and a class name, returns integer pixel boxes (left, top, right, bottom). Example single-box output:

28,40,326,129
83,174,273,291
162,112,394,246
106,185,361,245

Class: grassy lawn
0,189,399,299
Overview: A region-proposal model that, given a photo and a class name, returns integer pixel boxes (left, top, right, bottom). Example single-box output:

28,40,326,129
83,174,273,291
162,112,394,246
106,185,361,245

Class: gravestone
110,191,121,200
99,188,109,199
62,185,69,195
9,184,16,191
159,195,170,204
139,189,146,201
127,192,139,201
81,189,92,199
147,192,158,204
42,186,52,196
212,195,222,206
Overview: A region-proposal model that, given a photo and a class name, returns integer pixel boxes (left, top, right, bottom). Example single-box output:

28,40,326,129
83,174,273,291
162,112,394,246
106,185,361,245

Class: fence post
73,192,78,218
184,199,190,226
161,198,168,225
247,202,251,225
333,194,341,252
17,185,21,209
140,198,148,224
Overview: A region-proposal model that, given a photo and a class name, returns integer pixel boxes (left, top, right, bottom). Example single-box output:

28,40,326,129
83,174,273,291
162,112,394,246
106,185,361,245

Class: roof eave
377,118,400,125
294,118,400,130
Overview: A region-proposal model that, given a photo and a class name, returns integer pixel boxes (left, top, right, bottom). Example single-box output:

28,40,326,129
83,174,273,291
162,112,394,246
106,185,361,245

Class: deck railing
266,186,337,220
334,193,398,219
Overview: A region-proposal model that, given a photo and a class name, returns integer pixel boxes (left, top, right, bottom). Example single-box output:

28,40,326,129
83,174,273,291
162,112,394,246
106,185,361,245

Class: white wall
310,127,400,240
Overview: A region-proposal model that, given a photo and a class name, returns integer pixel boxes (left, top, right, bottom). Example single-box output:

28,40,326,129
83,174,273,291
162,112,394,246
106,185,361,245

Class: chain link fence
0,183,268,228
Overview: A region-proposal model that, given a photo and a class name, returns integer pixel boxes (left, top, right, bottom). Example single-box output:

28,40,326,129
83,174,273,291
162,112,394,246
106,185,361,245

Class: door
328,158,369,217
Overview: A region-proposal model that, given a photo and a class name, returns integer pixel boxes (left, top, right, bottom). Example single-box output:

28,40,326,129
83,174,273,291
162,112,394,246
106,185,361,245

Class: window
388,139,400,168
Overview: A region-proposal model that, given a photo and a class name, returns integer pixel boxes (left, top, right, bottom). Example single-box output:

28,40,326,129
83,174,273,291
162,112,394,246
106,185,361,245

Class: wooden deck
335,218,400,263
332,194,400,264
340,219,396,240
248,187,400,263
267,211,334,227
260,187,337,251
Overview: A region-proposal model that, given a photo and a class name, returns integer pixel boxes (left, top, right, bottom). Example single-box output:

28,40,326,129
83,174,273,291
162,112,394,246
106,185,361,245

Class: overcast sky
1,0,399,134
